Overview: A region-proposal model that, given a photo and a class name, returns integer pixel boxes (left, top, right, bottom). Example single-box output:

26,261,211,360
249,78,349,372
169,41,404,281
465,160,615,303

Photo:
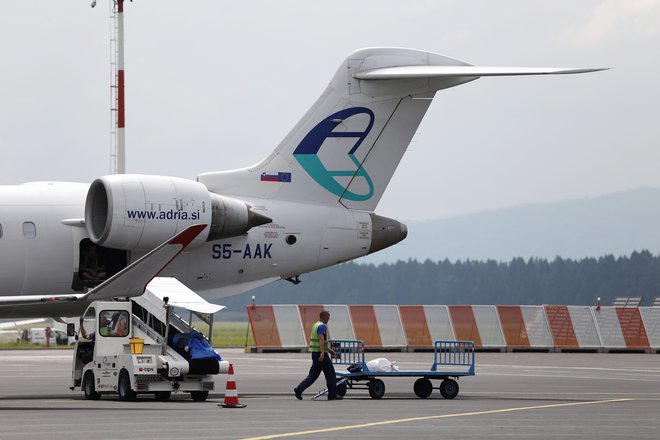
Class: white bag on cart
366,358,399,372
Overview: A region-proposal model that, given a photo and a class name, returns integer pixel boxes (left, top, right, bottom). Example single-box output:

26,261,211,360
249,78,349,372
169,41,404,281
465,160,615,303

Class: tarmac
0,349,659,439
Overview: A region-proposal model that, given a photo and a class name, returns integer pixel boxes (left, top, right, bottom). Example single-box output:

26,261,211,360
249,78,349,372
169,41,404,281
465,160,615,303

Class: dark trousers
296,352,337,398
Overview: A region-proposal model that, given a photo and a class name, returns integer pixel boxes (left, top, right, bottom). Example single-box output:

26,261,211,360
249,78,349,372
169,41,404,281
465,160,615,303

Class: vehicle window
99,310,130,337
22,222,36,239
80,307,97,340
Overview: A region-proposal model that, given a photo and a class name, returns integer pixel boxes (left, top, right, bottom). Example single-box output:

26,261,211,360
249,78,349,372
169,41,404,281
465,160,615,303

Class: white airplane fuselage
0,181,381,303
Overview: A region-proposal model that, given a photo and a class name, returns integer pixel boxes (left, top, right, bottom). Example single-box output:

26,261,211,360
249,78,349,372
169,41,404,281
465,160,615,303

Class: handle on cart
312,377,348,400
432,340,475,374
328,340,365,366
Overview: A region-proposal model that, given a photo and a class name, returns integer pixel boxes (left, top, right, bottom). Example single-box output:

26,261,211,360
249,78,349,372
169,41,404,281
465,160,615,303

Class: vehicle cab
72,302,134,394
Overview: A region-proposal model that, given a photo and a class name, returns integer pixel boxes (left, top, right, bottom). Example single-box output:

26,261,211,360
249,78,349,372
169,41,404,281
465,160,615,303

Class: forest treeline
220,250,660,312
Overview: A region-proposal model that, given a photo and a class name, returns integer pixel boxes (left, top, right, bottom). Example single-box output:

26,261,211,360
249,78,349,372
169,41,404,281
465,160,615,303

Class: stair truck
70,277,229,401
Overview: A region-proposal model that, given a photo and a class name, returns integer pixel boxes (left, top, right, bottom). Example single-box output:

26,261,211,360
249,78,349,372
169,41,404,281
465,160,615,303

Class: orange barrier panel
448,306,482,347
247,305,282,348
616,307,650,349
545,305,578,348
349,305,382,348
399,305,432,347
497,306,530,348
298,305,324,344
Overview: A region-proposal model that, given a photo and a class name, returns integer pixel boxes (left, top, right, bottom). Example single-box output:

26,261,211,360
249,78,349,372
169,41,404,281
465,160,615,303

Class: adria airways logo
293,107,375,201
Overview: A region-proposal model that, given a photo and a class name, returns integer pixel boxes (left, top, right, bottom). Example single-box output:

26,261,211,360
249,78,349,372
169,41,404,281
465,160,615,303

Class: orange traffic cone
218,363,247,408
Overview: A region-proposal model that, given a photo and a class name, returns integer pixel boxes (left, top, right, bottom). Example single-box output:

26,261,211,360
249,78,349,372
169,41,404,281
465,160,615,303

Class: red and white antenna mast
115,0,126,174
102,0,127,174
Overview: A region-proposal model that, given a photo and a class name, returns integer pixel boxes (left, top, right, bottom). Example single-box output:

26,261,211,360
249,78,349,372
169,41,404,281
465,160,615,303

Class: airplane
0,47,605,318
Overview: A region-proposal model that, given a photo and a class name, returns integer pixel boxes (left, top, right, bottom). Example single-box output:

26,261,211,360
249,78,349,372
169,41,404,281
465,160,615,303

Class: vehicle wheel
413,378,433,399
83,371,100,400
368,379,385,399
191,391,209,402
118,369,137,401
439,379,459,399
336,380,347,397
154,391,171,401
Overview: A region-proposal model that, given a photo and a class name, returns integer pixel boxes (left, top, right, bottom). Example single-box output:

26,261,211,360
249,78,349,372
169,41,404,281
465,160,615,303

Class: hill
362,187,660,264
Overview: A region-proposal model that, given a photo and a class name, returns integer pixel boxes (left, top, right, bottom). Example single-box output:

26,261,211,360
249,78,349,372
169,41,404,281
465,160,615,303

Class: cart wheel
368,379,385,399
336,380,347,397
83,371,100,400
118,369,137,401
413,378,433,399
154,391,171,401
439,379,459,399
191,391,209,402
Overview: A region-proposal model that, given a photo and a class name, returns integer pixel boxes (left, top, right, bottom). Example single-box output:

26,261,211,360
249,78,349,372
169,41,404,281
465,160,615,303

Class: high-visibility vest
309,321,328,352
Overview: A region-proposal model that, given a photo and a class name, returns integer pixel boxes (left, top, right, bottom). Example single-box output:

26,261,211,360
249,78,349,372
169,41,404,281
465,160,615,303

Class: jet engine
85,175,271,251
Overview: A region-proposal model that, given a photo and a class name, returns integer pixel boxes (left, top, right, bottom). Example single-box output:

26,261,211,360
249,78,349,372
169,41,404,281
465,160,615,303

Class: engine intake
85,175,271,251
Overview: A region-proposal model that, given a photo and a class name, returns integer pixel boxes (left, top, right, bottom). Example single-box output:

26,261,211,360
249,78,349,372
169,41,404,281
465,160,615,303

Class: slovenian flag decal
260,172,292,183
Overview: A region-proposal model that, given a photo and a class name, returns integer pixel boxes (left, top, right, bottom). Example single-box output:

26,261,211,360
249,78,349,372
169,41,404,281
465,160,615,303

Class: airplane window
22,222,36,239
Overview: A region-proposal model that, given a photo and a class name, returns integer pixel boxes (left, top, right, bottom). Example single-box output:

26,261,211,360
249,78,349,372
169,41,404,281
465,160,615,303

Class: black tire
83,371,100,400
191,391,209,402
413,378,433,399
154,391,171,401
336,380,347,397
439,379,459,399
368,379,385,399
118,369,137,401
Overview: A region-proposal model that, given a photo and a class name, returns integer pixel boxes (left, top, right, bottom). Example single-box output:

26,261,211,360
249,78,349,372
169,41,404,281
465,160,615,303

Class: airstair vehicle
70,277,229,401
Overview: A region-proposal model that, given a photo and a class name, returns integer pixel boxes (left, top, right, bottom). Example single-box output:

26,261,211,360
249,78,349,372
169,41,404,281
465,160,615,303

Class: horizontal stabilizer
353,66,608,80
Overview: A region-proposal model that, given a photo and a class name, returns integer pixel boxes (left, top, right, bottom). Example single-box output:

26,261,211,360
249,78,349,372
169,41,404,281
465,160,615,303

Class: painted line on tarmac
478,364,660,374
241,398,634,440
473,391,660,396
477,372,660,382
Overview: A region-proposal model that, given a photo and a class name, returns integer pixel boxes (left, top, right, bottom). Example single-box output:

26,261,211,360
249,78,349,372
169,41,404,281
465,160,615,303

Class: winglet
81,223,208,301
169,223,208,246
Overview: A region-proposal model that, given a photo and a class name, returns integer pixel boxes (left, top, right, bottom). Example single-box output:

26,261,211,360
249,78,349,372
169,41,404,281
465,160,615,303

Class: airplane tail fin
198,48,604,211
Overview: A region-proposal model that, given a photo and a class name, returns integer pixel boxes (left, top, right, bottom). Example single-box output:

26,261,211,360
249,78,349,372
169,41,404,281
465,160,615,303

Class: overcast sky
1,1,659,221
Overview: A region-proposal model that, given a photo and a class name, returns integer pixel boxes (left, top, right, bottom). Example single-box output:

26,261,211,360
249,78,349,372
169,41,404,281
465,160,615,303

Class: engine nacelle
85,175,271,251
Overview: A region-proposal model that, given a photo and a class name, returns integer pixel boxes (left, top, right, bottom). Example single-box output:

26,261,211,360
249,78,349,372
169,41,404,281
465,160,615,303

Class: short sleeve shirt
316,323,327,336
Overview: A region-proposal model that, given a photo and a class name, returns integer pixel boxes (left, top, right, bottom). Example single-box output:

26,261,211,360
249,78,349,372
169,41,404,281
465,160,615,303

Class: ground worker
294,310,341,400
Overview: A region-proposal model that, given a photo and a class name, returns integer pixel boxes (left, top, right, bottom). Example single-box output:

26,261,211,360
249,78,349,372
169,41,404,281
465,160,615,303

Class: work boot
294,387,303,400
328,395,343,400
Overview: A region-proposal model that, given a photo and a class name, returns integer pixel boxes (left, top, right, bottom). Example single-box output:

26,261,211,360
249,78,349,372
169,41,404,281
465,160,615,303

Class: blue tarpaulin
173,330,222,361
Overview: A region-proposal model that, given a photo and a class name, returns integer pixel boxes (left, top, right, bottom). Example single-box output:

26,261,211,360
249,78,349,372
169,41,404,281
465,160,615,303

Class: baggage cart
313,339,474,400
